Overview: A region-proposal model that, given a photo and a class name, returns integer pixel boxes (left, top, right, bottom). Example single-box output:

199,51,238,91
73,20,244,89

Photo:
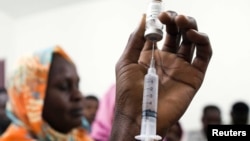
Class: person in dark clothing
230,101,249,125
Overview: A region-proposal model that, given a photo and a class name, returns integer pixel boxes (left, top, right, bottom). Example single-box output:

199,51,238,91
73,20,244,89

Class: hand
111,11,212,141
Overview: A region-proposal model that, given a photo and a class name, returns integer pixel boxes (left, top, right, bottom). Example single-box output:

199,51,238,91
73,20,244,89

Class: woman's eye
58,82,70,91
56,79,79,91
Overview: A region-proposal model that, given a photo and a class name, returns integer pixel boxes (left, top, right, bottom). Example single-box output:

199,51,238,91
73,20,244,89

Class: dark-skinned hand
110,10,212,141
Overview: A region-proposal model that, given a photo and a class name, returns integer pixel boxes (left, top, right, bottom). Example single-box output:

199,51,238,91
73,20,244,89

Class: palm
155,50,203,133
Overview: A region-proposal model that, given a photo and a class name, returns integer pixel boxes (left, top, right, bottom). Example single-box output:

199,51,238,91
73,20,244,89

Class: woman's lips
70,108,83,117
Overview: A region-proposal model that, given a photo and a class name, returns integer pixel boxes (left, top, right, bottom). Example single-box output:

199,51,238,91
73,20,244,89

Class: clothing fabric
90,84,116,141
0,46,92,141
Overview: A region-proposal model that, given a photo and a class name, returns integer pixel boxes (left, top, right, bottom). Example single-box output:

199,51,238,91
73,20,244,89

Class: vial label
145,1,164,41
146,2,162,20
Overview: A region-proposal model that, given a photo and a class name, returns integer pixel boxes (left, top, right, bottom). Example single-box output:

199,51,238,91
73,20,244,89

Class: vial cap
145,28,163,41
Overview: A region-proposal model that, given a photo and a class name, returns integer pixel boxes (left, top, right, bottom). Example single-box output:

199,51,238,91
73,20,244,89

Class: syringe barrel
139,69,159,136
142,72,159,112
140,117,157,137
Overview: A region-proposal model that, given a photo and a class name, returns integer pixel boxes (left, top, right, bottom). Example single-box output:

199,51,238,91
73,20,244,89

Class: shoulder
73,128,93,141
0,124,35,141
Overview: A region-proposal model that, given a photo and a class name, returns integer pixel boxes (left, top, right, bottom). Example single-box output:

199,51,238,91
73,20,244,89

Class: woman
0,46,92,141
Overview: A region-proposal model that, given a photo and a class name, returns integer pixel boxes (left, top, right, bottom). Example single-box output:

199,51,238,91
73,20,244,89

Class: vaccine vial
145,0,164,41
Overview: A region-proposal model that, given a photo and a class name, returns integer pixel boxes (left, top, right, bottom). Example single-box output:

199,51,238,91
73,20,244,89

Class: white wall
0,12,13,75
1,0,250,133
11,0,146,98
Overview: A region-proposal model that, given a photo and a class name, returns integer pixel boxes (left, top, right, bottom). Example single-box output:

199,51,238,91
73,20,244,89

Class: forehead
204,110,221,121
205,109,220,116
85,99,98,105
49,53,77,76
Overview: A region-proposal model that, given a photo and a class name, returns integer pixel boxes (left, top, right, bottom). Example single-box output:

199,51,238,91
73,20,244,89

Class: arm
111,11,212,141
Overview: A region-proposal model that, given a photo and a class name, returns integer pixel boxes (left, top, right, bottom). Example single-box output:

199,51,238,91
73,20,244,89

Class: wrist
110,111,140,141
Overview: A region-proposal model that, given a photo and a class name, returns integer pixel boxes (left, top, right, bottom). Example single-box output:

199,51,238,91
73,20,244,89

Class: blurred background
0,0,249,133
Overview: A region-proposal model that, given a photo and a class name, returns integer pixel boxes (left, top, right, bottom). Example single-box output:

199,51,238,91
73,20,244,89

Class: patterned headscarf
0,46,92,141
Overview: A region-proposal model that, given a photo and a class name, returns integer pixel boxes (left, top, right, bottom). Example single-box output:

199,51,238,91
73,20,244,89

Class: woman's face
42,53,84,133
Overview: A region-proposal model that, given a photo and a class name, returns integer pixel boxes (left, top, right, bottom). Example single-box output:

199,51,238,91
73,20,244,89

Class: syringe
135,42,162,141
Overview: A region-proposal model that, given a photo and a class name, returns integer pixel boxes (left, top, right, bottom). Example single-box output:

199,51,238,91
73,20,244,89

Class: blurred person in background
230,101,249,125
90,84,115,141
184,105,222,141
83,95,99,126
0,88,11,135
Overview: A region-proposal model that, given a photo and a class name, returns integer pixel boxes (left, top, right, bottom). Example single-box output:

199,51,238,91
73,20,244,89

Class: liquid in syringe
135,42,161,141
